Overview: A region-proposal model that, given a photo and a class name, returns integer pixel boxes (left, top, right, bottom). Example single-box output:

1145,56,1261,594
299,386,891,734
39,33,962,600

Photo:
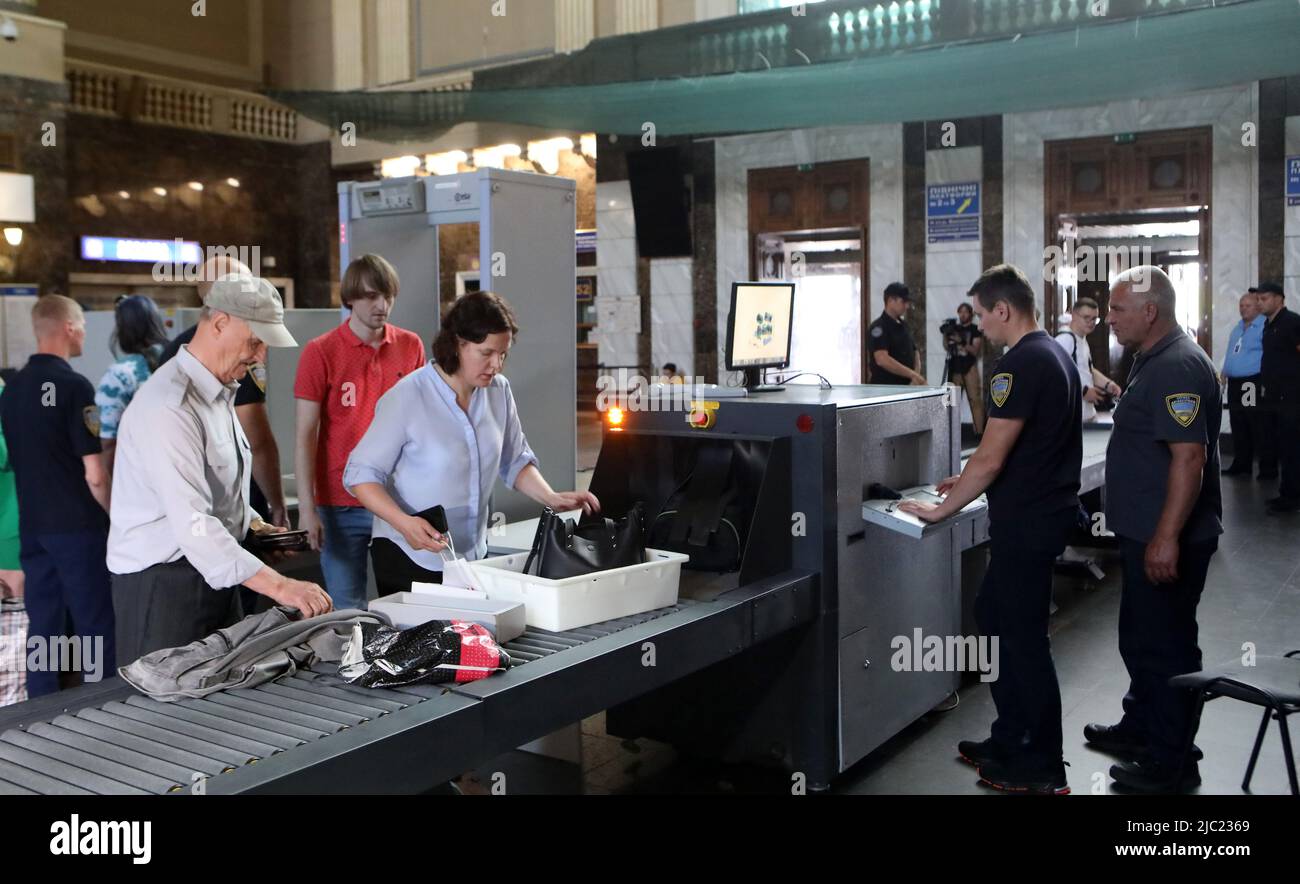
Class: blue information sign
927,182,981,244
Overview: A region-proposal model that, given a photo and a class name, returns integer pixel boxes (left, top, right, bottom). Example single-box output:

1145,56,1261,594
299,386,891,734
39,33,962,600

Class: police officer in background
901,264,1082,795
867,282,925,385
0,296,115,696
1087,266,1222,793
1254,281,1300,513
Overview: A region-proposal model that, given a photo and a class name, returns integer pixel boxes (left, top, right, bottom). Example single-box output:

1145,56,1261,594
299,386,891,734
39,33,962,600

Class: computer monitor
725,281,795,392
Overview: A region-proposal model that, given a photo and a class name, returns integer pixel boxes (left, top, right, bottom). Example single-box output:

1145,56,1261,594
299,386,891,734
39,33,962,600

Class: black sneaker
957,738,1013,768
1083,722,1147,757
978,757,1070,795
1110,758,1201,793
1258,471,1279,480
1084,723,1204,762
1221,464,1251,476
1267,497,1300,513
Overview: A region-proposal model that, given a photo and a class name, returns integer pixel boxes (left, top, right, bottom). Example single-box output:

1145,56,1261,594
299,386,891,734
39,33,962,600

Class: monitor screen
725,282,795,371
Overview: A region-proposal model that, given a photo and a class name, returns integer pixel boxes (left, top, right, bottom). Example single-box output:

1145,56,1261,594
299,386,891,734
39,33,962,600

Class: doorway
749,159,870,384
1045,127,1212,379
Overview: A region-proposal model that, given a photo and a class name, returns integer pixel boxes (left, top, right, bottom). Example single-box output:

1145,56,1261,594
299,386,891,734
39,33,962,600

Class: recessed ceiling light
118,190,130,199
226,177,240,188
152,187,167,196
188,181,204,191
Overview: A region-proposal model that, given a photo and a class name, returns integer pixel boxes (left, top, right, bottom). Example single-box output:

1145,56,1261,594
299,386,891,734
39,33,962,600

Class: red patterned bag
339,619,511,689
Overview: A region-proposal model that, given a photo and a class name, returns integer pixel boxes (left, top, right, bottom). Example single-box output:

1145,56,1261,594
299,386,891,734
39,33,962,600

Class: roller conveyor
0,569,816,794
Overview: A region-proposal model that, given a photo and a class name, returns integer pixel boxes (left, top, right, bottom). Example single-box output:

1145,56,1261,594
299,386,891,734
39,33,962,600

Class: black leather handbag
523,504,646,579
646,443,747,573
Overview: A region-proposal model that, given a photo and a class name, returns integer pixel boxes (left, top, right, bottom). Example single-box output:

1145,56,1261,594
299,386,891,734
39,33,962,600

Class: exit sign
1113,133,1137,145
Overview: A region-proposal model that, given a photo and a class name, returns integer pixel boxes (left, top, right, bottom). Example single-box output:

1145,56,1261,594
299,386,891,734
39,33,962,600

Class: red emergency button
686,401,719,429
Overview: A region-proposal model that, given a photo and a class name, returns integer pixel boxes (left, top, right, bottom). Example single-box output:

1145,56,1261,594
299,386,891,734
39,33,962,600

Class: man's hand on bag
270,578,334,618
400,515,448,553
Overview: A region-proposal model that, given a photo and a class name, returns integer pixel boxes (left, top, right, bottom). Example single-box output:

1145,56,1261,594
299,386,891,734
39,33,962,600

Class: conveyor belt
0,596,771,795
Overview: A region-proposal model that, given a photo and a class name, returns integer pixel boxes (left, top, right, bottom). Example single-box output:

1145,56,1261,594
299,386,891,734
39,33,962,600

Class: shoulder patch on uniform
1165,393,1201,428
83,405,101,436
870,325,884,339
250,363,268,394
990,372,1013,408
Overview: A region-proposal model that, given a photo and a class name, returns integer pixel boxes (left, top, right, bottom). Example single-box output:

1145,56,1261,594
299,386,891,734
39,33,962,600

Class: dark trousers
111,560,243,665
1225,375,1267,470
19,530,115,698
1263,401,1300,500
976,507,1075,762
1117,536,1217,766
370,537,442,598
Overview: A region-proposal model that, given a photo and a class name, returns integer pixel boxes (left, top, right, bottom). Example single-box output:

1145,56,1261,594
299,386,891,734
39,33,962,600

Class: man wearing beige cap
108,274,332,663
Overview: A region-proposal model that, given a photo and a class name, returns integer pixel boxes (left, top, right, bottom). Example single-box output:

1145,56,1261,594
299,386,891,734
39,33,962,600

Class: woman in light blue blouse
345,291,599,595
95,295,169,475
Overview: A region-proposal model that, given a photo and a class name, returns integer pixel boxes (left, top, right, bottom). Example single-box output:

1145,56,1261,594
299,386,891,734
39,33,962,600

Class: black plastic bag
340,619,511,688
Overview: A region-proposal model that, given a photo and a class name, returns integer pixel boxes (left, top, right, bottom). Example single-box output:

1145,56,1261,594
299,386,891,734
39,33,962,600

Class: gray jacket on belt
118,607,391,701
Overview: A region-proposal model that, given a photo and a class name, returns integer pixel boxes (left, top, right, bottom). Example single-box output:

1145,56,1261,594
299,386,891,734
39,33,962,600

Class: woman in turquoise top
0,375,21,593
95,295,169,475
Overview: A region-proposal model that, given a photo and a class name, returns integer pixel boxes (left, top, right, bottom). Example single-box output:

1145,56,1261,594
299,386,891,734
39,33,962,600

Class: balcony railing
476,0,1249,89
67,60,301,143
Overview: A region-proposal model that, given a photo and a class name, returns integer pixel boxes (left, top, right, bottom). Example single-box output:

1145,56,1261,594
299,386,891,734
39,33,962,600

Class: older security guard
1088,266,1223,793
108,275,332,663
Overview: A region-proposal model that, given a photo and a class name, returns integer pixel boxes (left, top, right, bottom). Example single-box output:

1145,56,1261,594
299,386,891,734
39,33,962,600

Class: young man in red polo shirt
295,255,425,610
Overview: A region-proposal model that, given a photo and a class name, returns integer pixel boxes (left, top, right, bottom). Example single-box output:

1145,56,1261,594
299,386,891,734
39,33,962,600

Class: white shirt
344,364,538,572
107,346,264,588
1054,329,1097,422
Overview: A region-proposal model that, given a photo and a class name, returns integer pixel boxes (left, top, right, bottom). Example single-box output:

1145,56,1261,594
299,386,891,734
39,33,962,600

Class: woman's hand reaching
547,490,601,517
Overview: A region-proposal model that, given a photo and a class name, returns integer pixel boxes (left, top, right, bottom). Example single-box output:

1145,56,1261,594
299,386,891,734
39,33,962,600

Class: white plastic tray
463,548,689,632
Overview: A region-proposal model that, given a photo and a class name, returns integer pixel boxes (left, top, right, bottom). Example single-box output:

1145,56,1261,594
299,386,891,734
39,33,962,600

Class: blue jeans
317,506,373,611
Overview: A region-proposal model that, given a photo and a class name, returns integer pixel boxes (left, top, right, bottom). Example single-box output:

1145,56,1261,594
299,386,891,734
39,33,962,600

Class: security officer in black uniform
901,264,1082,795
867,282,926,385
1087,265,1222,793
1254,281,1300,512
0,295,115,697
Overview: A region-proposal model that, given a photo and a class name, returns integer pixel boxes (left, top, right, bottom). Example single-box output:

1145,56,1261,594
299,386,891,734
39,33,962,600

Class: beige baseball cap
204,273,297,348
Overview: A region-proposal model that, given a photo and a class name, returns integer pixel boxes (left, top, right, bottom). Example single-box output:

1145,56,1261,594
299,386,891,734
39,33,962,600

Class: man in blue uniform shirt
1220,291,1267,477
1087,265,1223,793
902,264,1082,795
0,296,114,697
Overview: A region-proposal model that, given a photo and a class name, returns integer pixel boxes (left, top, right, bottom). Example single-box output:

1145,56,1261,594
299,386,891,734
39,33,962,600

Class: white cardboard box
368,592,526,643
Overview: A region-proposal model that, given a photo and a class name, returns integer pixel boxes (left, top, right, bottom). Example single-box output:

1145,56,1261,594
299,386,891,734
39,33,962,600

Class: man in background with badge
901,264,1082,794
1090,265,1222,793
0,295,114,697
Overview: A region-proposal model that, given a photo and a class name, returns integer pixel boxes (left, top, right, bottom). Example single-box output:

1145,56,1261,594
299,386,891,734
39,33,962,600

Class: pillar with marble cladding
615,0,658,34
374,0,411,84
556,0,595,53
332,0,365,90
